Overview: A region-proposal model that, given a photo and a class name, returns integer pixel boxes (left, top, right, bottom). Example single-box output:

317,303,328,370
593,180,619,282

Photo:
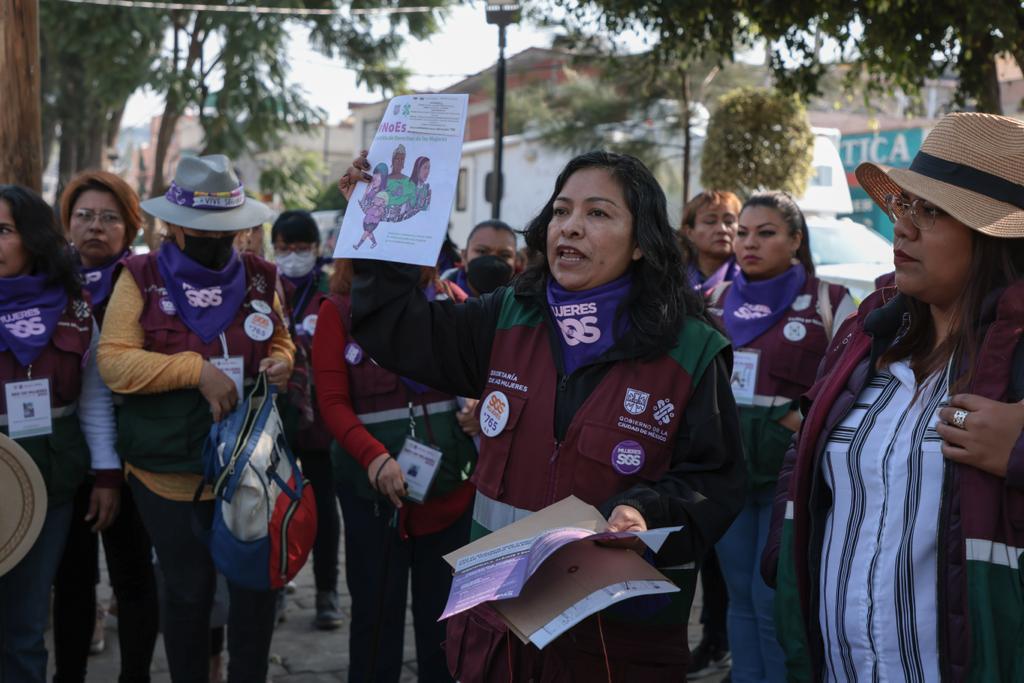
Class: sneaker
687,640,731,679
89,603,106,655
314,590,343,631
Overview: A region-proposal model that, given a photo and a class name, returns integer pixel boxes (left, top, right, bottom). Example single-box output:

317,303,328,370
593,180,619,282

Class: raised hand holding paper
333,94,468,266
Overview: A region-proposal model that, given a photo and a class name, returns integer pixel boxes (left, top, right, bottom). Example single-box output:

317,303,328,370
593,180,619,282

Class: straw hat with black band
0,435,47,578
141,154,272,232
856,112,1024,237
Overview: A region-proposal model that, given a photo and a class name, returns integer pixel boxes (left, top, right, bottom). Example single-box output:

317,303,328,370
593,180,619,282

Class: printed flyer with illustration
332,94,468,266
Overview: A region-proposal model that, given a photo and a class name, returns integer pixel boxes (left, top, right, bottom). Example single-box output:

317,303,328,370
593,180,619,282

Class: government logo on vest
623,388,649,415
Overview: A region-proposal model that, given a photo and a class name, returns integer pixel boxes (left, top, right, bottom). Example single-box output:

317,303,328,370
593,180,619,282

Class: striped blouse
818,359,949,682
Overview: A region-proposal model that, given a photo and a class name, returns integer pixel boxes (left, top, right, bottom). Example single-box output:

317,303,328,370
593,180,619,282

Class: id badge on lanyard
210,332,245,399
731,348,760,407
395,401,443,504
4,364,54,439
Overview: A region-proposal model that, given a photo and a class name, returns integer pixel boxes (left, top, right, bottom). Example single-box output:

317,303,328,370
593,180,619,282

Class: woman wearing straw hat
764,112,1024,681
0,185,120,683
97,154,295,682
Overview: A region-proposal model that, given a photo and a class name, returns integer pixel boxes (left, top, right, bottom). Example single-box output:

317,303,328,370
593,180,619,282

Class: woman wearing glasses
50,172,159,683
765,112,1024,681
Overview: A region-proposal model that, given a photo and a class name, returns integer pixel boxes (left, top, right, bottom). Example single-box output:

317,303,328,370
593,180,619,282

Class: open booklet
441,496,683,649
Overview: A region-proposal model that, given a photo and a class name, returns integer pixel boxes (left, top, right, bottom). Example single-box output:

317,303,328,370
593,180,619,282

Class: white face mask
276,250,318,278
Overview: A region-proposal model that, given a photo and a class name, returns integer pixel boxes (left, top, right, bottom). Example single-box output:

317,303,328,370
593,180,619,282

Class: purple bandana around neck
0,274,69,366
156,241,246,344
165,180,245,210
687,258,737,294
722,264,807,348
546,272,632,376
400,283,440,394
79,250,129,308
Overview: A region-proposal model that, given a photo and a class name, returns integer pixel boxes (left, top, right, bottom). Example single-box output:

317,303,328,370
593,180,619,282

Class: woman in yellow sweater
98,155,294,683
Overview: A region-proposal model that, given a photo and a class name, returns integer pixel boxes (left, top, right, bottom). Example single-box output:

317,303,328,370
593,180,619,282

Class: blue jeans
0,502,73,683
716,493,787,683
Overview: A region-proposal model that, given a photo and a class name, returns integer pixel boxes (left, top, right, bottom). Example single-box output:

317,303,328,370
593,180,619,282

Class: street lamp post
485,3,520,220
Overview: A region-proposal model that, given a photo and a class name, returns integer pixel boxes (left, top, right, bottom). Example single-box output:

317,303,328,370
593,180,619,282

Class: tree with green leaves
257,150,324,210
701,87,814,198
550,0,1024,114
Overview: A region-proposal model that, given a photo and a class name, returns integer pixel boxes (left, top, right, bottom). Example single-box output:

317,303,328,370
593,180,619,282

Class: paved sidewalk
46,521,728,682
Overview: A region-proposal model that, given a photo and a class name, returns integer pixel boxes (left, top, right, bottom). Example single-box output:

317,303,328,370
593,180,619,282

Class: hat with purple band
141,154,272,232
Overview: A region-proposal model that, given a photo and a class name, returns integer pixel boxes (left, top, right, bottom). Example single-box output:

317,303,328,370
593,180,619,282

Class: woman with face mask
96,154,295,683
270,210,344,631
338,150,746,681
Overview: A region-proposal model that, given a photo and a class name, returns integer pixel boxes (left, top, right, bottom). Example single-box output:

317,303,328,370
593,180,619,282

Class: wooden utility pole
0,0,43,193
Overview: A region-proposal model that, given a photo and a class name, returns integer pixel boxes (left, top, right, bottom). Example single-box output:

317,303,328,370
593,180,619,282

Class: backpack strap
817,279,835,344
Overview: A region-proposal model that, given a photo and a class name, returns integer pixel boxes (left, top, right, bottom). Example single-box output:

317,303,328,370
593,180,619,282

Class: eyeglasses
72,209,123,228
883,194,946,231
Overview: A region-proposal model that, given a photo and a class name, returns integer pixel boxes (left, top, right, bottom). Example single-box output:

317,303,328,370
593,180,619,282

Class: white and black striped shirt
819,360,948,682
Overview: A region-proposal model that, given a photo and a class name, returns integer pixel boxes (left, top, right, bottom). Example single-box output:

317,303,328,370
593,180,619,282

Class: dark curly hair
515,151,708,356
0,184,80,298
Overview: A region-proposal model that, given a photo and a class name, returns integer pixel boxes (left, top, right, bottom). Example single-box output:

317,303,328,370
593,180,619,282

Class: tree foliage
258,150,325,211
701,87,814,198
549,0,1024,114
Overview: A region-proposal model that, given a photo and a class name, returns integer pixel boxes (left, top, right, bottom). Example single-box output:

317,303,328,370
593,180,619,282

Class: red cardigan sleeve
312,298,387,470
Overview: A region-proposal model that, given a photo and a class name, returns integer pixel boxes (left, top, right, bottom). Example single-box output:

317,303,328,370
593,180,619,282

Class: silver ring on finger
952,408,969,429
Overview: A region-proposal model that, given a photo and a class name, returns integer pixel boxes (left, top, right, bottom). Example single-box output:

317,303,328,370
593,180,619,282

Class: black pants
337,479,471,683
299,449,341,593
129,476,278,683
699,548,730,649
52,480,159,683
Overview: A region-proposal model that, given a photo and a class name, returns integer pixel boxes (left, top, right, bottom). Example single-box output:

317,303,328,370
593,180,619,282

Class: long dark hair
0,185,80,298
741,191,815,277
516,151,706,355
880,232,1024,387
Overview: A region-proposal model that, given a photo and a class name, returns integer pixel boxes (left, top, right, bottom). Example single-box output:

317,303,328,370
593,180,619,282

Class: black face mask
182,234,237,271
467,254,514,295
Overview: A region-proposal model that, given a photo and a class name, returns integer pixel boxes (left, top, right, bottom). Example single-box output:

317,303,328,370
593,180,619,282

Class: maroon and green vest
0,296,93,507
280,273,332,453
708,276,845,491
471,289,727,624
115,252,281,474
329,293,475,501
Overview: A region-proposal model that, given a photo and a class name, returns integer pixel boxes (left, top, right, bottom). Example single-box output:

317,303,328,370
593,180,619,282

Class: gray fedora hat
141,154,272,232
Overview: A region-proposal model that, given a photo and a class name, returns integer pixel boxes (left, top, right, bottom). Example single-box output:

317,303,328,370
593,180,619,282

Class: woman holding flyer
312,259,475,683
338,150,746,680
703,191,852,683
0,184,120,683
97,154,294,683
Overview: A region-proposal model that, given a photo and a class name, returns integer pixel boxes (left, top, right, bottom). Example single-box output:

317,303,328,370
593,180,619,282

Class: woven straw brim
856,161,1024,238
0,435,46,578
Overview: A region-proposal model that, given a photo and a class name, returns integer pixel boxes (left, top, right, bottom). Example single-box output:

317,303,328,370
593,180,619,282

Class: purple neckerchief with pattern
547,272,632,376
722,264,806,348
156,241,246,343
0,273,68,366
687,258,738,294
165,180,245,210
400,282,439,395
79,249,130,308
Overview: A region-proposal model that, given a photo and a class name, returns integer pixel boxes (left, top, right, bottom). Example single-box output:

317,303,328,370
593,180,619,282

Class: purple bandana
688,258,738,294
722,264,807,348
546,273,632,376
156,241,246,343
165,180,245,210
0,274,69,366
79,250,129,308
